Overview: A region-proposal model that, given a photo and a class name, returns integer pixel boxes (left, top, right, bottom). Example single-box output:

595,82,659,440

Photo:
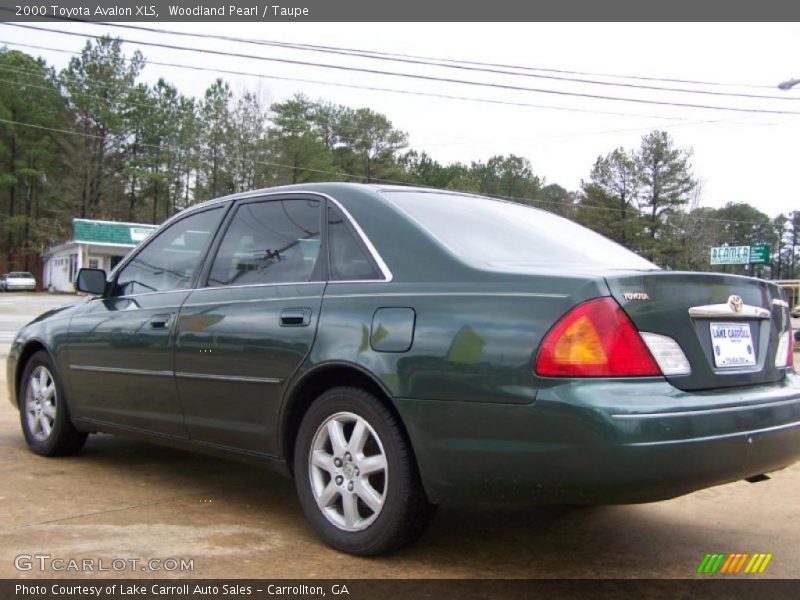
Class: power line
0,52,770,183
2,39,783,145
51,18,800,103
5,23,800,117
0,46,733,157
416,114,777,147
0,115,777,227
4,10,780,91
0,41,787,144
0,58,691,142
0,40,786,225
0,46,776,149
222,37,782,92
0,39,703,122
0,71,190,116
269,47,780,91
0,41,780,198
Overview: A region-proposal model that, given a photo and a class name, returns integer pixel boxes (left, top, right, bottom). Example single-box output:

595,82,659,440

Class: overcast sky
2,22,800,216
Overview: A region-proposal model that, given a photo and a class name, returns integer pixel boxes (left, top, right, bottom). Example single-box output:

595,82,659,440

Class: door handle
280,308,312,327
149,314,172,329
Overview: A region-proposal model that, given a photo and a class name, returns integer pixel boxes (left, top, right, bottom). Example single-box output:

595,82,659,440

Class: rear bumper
395,371,800,504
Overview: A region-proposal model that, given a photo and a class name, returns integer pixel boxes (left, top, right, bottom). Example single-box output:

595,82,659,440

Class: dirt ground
1,293,798,579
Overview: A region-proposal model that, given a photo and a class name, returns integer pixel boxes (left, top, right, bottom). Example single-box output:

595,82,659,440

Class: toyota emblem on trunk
728,295,744,313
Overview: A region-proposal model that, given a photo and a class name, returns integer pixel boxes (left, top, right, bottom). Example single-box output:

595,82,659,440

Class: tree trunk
791,213,798,279
619,193,627,245
211,143,219,197
91,129,107,218
152,178,159,225
128,140,139,221
22,160,33,270
184,168,190,209
152,167,160,224
6,113,17,267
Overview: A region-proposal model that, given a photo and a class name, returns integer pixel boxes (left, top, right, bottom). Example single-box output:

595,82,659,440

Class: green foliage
269,94,338,184
332,107,408,182
577,132,704,267
577,181,643,251
578,148,644,247
637,131,697,243
532,184,575,218
0,42,795,279
471,155,541,200
60,37,145,219
0,48,68,267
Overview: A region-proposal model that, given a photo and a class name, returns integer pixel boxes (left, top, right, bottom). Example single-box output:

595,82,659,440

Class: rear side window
327,205,380,281
383,191,658,270
115,207,223,296
207,199,322,287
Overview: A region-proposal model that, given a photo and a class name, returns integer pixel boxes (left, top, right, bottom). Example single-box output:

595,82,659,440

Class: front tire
294,387,433,555
19,351,87,456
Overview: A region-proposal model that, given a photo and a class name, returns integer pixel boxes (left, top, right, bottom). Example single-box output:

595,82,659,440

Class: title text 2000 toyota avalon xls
7,183,798,555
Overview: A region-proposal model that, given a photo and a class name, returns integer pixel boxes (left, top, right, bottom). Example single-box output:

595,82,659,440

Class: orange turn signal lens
552,315,608,366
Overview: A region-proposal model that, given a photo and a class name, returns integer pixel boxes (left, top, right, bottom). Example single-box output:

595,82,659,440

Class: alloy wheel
25,366,57,442
308,411,388,532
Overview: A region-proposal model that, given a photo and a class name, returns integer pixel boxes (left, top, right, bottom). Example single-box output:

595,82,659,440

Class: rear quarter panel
305,277,609,404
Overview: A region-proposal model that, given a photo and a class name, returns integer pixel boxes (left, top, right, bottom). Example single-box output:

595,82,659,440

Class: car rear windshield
383,191,658,270
9,272,34,278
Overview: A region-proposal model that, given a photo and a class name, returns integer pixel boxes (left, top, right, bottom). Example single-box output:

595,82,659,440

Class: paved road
0,293,80,354
0,293,798,579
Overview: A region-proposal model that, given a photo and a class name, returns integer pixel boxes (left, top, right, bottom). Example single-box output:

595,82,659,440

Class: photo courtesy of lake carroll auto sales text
14,583,351,596
1,1,799,598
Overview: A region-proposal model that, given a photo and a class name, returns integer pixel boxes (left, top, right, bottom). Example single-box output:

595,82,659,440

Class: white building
43,219,158,292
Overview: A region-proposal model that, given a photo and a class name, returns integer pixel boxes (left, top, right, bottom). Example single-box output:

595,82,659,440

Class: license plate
710,322,756,368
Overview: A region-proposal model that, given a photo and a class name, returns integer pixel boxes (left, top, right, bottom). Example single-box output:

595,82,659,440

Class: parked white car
1,272,37,292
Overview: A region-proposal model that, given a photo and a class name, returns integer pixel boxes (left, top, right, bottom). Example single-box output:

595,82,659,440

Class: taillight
776,320,793,368
535,297,661,377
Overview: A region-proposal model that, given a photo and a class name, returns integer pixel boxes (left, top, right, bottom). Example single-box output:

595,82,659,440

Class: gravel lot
1,293,798,579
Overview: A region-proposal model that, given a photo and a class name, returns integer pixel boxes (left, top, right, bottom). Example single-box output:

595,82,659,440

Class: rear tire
294,386,434,555
19,351,87,456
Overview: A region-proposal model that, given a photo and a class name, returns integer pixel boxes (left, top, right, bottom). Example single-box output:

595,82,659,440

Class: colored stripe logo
697,553,773,574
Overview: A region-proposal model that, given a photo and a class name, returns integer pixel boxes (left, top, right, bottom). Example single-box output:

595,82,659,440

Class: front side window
207,199,322,287
115,207,223,296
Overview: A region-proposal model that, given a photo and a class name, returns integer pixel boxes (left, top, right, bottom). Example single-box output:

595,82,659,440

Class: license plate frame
710,322,756,368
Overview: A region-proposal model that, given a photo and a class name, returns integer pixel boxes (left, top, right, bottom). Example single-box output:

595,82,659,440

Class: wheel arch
280,362,415,475
15,338,56,408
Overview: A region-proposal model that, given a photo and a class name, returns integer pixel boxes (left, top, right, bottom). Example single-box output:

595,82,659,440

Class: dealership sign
710,245,770,266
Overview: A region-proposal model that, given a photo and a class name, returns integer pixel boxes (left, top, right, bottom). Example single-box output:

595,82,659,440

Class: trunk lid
605,271,791,391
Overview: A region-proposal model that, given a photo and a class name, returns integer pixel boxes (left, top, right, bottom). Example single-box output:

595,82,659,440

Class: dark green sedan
6,183,799,555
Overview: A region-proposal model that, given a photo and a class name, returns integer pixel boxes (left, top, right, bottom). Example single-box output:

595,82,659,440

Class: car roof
191,182,483,206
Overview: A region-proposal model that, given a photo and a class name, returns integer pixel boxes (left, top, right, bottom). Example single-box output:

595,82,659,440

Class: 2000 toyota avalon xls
7,183,799,555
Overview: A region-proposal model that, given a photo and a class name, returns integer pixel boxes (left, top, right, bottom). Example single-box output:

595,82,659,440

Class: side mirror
76,268,107,296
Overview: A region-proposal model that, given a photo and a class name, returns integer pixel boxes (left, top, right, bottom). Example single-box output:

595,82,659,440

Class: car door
174,195,326,456
67,205,226,436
